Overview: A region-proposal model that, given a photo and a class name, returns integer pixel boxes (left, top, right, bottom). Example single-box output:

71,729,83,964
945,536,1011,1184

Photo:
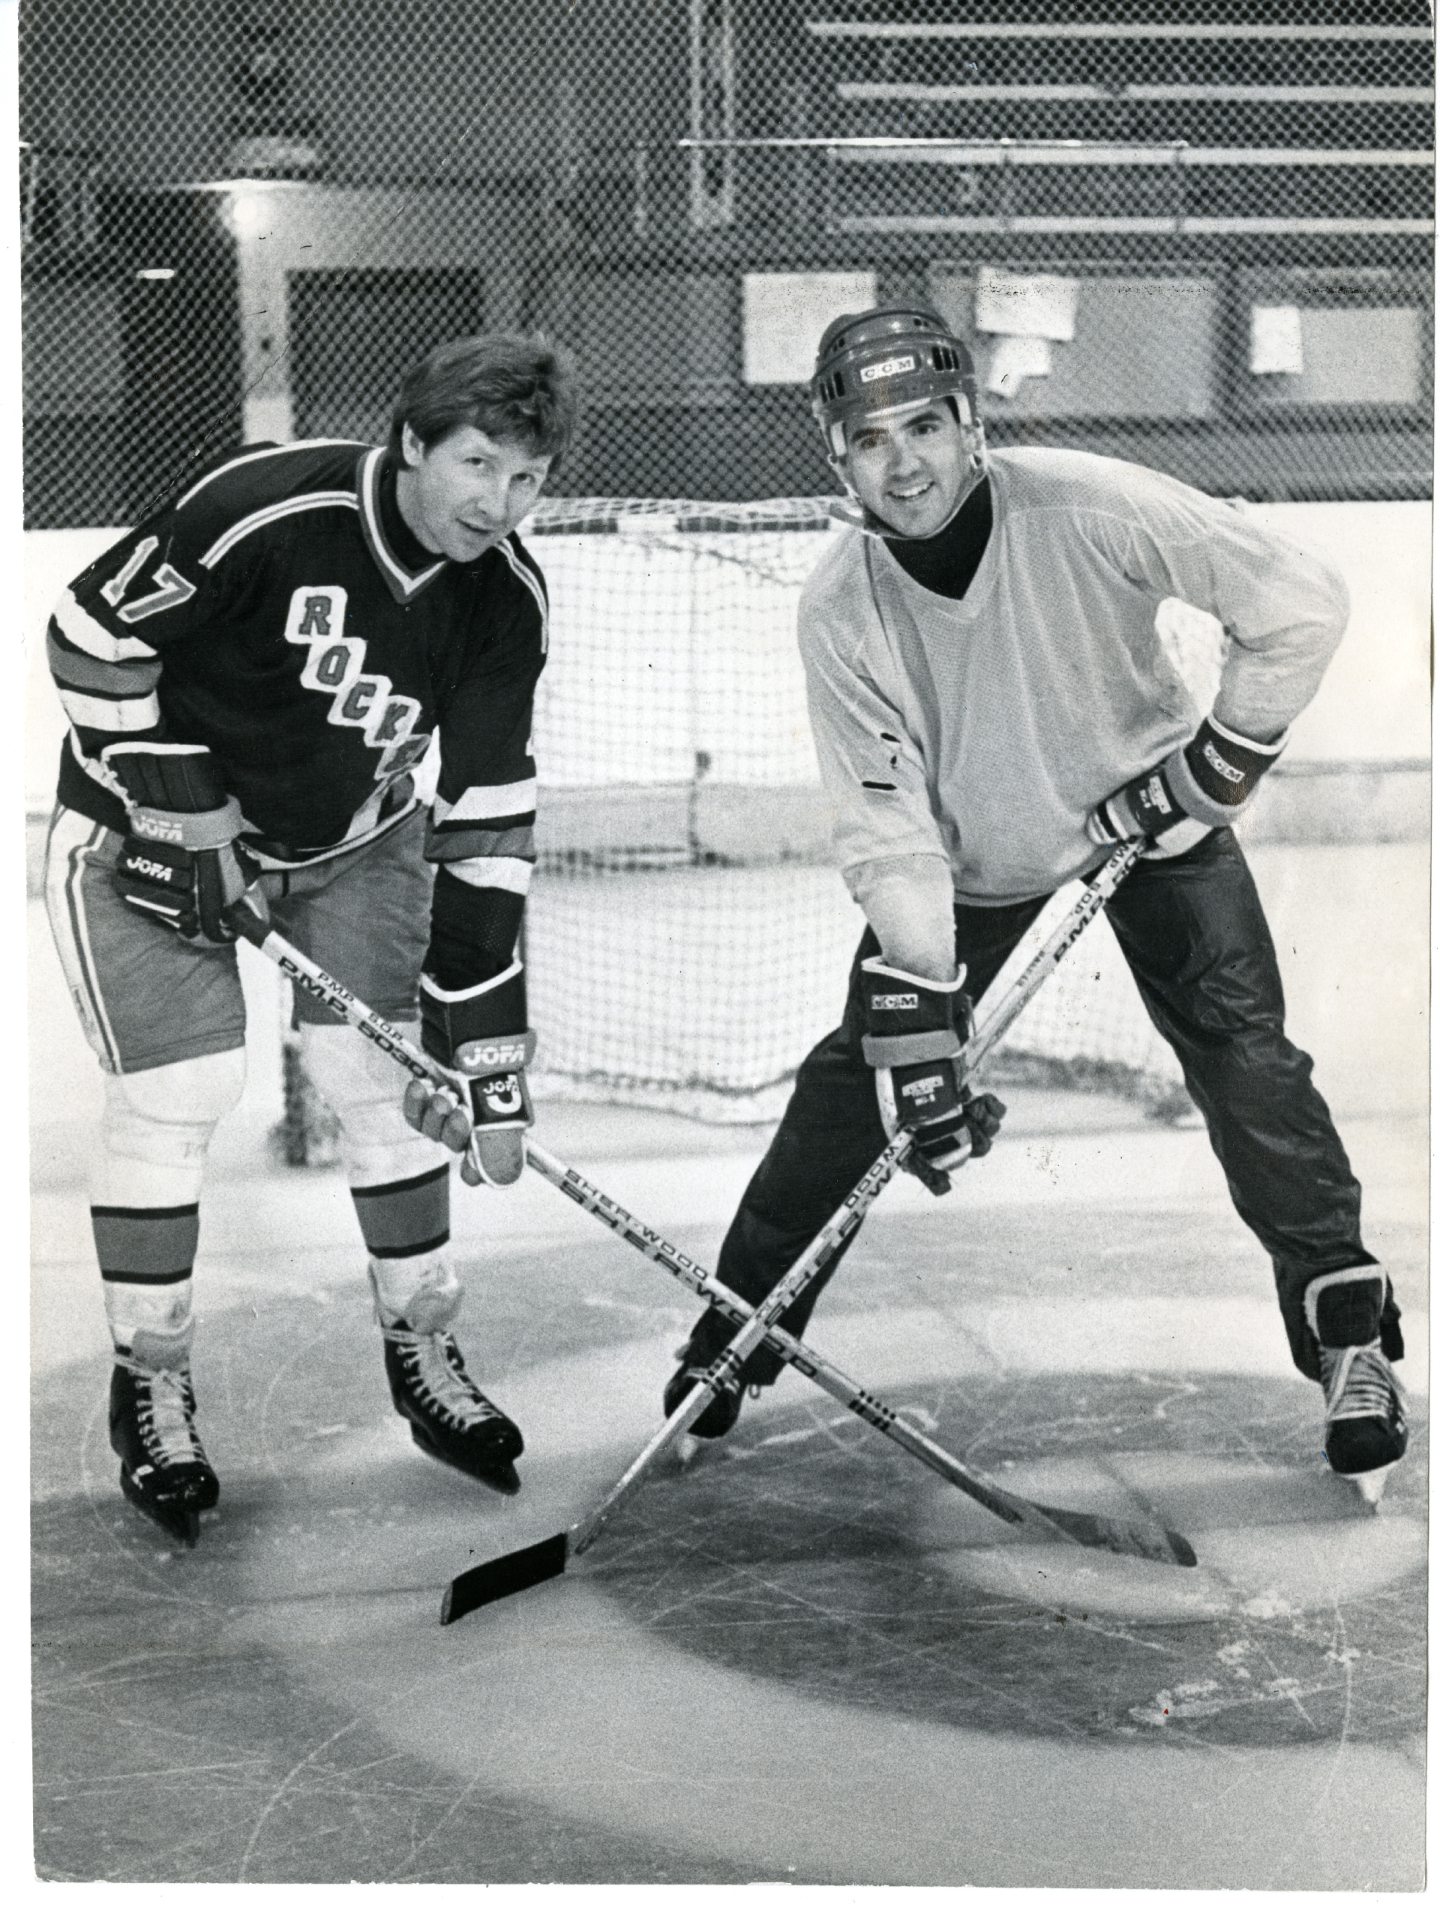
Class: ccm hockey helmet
810,306,980,456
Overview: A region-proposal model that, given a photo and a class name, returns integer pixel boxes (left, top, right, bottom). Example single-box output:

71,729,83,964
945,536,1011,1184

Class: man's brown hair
390,332,578,469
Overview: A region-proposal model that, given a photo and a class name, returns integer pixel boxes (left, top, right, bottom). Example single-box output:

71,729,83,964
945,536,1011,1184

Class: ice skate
1319,1343,1408,1505
372,1268,524,1496
664,1345,750,1447
109,1328,219,1548
1307,1268,1408,1507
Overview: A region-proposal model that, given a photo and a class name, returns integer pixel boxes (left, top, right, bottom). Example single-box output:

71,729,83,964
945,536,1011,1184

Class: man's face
839,399,976,539
396,423,552,561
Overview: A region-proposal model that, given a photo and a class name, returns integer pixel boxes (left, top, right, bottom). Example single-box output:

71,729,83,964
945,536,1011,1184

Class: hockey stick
225,857,1190,1597
441,842,1164,1619
520,1138,1198,1564
231,845,1177,1614
444,1131,922,1622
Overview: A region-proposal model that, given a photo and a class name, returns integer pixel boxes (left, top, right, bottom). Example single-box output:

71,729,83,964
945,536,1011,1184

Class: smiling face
838,398,982,539
395,422,553,561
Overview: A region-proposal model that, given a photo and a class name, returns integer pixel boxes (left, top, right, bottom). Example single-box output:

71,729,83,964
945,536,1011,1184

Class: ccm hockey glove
104,742,253,944
860,956,1006,1197
1087,712,1286,859
405,959,536,1188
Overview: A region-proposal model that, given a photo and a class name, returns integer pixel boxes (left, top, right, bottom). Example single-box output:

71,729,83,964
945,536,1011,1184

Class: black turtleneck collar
377,452,447,574
883,476,993,600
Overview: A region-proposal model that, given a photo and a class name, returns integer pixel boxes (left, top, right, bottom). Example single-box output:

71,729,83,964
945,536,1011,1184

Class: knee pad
299,1022,439,1187
92,1047,247,1207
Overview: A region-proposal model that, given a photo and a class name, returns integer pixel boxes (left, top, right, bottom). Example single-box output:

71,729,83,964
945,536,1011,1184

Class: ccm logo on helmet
859,354,917,384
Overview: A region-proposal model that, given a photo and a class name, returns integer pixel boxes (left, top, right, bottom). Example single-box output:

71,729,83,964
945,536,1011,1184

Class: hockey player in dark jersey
45,332,577,1541
663,306,1406,1505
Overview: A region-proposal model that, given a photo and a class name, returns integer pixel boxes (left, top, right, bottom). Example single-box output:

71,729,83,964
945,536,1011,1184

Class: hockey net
518,494,1217,1123
275,492,1215,1153
21,0,1430,1136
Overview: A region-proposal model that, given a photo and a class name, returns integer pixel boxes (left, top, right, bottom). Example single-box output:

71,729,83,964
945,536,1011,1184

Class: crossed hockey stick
230,836,1196,1623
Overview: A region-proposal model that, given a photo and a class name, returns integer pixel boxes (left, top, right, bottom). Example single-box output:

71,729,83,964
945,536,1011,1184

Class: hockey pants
687,830,1401,1390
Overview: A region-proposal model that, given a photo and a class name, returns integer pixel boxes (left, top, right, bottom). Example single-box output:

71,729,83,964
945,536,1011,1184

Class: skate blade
409,1428,522,1497
120,1475,204,1548
474,1461,522,1498
1347,1463,1398,1508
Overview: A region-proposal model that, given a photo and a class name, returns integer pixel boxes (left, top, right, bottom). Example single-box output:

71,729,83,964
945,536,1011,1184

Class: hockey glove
104,742,253,944
860,956,1006,1198
405,959,536,1188
1086,713,1286,859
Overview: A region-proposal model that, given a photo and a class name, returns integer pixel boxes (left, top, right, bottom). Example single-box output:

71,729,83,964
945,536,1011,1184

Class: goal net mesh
520,496,1218,1120
21,0,1430,1129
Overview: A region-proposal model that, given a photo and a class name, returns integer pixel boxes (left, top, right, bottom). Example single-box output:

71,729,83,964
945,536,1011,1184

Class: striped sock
351,1163,454,1323
92,1202,199,1351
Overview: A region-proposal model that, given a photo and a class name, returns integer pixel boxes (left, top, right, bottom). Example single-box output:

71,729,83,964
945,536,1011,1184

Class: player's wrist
125,797,244,853
1171,714,1287,829
419,962,535,1073
859,955,969,1069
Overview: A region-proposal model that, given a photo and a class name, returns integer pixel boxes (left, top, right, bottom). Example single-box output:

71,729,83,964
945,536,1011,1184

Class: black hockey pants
687,830,1401,1389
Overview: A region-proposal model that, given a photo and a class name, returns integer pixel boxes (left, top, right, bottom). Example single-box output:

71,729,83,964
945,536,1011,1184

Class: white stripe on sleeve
443,856,534,896
432,778,538,824
54,590,160,663
59,688,162,733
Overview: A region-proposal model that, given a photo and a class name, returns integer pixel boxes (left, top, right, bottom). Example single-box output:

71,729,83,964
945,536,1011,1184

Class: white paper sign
975,267,1078,342
1249,304,1305,376
985,333,1053,396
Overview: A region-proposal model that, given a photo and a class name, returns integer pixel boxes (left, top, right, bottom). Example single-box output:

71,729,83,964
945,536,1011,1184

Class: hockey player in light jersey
664,305,1406,1501
45,332,576,1541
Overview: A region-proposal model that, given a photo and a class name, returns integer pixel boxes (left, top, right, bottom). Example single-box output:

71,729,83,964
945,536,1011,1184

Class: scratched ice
30,1100,1428,1885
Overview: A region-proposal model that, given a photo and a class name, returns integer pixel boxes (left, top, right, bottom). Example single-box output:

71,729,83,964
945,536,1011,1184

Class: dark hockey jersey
47,438,550,987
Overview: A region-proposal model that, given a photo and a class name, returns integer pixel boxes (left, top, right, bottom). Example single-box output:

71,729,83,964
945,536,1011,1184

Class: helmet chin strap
830,428,990,541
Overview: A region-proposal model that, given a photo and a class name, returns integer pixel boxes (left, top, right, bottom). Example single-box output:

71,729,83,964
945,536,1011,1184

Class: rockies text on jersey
47,438,550,987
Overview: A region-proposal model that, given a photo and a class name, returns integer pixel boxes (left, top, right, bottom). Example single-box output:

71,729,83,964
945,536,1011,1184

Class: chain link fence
21,0,1433,1118
21,0,1433,522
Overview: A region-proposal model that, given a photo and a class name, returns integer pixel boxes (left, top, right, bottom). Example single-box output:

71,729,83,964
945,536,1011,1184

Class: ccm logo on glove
1087,712,1286,860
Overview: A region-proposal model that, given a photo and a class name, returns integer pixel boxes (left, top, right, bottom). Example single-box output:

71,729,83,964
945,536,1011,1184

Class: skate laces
1319,1342,1406,1425
384,1325,507,1429
115,1355,207,1470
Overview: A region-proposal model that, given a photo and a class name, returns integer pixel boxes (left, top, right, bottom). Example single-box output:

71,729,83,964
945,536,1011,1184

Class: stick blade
440,1530,570,1624
1037,1500,1197,1569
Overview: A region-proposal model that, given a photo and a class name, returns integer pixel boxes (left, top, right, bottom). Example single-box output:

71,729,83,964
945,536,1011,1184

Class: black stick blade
1038,1501,1197,1568
440,1531,571,1625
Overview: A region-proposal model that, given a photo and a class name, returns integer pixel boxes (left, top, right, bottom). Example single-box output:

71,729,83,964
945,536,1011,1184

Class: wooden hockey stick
445,1128,919,1614
231,843,1184,1618
520,1138,1198,1564
439,842,1168,1618
230,865,1192,1603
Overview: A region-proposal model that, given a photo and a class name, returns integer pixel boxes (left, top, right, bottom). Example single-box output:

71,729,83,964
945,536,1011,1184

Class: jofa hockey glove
859,956,1006,1198
104,742,254,944
1087,712,1286,859
404,959,536,1188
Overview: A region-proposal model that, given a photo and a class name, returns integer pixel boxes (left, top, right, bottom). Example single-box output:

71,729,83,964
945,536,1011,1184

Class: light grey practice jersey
800,446,1350,908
